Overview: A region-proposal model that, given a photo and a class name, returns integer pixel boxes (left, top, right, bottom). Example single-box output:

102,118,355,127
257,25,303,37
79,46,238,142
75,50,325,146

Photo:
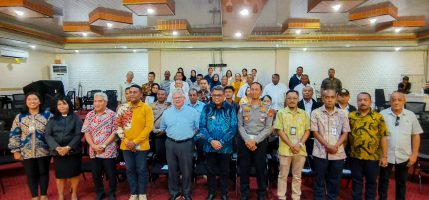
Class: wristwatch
298,142,304,148
101,144,106,149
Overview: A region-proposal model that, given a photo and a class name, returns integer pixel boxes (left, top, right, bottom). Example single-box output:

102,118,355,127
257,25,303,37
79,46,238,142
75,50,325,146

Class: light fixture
303,48,307,51
172,31,178,36
106,23,113,28
14,10,24,16
369,18,377,24
29,45,36,49
74,50,79,53
239,8,249,16
394,28,401,33
147,8,155,14
133,49,137,52
275,44,279,47
234,32,242,38
81,32,88,37
295,29,302,34
332,4,341,11
395,47,401,51
345,44,351,48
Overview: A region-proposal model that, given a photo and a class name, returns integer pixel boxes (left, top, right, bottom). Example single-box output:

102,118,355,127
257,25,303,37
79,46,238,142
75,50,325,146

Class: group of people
8,66,422,200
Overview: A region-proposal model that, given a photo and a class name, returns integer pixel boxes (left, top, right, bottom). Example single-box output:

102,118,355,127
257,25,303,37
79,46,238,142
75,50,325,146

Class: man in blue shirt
187,88,206,113
160,88,200,200
200,86,238,200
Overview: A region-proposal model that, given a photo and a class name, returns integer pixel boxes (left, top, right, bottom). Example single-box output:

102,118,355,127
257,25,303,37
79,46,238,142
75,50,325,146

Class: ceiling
0,0,428,50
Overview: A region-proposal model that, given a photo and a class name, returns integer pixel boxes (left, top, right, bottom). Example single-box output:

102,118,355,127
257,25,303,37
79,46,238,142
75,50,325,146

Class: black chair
66,91,76,110
11,94,25,110
405,102,426,119
415,139,429,192
374,89,389,111
149,135,168,183
104,90,118,111
0,126,17,194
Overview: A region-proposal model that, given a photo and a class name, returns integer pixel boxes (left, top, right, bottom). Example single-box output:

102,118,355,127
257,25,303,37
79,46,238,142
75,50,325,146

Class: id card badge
290,127,296,135
29,125,36,133
331,128,337,136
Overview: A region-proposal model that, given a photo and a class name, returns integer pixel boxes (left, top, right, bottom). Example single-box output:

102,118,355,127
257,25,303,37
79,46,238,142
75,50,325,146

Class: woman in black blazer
45,96,82,200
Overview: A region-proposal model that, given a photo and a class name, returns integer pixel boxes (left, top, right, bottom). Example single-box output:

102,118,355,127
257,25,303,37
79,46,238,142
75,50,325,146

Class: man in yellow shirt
274,90,310,200
114,85,154,200
231,73,243,103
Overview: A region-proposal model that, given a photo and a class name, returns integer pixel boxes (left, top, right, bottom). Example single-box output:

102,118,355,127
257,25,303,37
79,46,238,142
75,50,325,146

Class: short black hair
250,82,263,90
272,73,280,78
224,86,234,92
22,92,43,114
52,95,74,118
125,87,131,92
252,68,257,72
242,68,247,72
211,85,225,93
148,72,155,76
197,74,204,78
358,92,372,100
130,84,142,92
286,90,299,97
297,66,303,70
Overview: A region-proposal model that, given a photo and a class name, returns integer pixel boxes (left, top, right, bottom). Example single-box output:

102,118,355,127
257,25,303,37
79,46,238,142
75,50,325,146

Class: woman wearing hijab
210,74,221,89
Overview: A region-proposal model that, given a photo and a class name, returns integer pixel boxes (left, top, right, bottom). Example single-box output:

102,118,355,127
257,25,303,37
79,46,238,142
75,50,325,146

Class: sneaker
129,194,138,200
139,194,147,200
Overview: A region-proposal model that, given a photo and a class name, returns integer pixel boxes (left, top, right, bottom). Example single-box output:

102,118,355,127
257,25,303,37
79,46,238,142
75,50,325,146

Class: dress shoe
168,193,181,200
183,196,192,200
206,193,216,200
221,194,228,200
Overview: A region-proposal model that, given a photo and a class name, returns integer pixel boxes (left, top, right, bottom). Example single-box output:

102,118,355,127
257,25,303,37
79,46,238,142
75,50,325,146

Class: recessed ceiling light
295,30,302,34
122,46,127,49
369,18,377,24
29,45,36,49
394,28,401,33
172,31,178,36
275,44,279,47
332,4,341,11
15,10,24,16
303,48,307,51
234,32,242,38
74,50,79,53
106,23,113,28
345,44,351,48
395,47,401,51
133,49,137,52
147,8,155,14
81,32,88,37
239,8,249,16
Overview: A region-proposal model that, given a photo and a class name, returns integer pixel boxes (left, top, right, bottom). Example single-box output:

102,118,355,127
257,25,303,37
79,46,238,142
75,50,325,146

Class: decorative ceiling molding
88,7,133,29
282,18,320,34
123,0,175,16
0,0,53,18
248,34,416,41
156,19,190,35
349,1,398,25
0,21,64,43
308,0,366,13
63,21,104,36
376,16,426,33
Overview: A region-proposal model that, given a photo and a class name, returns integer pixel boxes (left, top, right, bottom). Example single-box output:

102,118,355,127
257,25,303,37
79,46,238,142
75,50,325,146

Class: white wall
56,53,148,94
0,51,54,94
289,51,426,105
160,50,277,85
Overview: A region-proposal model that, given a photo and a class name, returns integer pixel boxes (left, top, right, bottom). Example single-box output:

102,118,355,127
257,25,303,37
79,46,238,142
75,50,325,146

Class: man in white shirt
237,74,254,100
262,74,287,111
167,80,189,103
379,92,422,200
119,71,136,104
251,68,259,83
169,72,189,94
293,74,313,101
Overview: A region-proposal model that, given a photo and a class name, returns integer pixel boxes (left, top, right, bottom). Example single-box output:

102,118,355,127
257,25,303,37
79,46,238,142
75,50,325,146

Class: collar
355,108,374,117
304,99,313,104
284,106,302,114
338,103,349,110
128,101,144,108
94,109,108,115
210,102,226,109
387,108,405,117
321,105,338,114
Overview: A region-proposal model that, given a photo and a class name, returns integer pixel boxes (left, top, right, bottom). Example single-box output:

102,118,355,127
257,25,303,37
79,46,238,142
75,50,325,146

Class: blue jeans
123,150,149,195
313,157,344,200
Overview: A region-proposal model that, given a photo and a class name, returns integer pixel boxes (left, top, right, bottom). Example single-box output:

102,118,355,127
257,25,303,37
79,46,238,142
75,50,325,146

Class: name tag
290,127,296,135
331,128,337,136
249,135,255,140
29,125,36,133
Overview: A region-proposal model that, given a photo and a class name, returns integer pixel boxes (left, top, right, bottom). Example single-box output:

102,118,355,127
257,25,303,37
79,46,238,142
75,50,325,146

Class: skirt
53,154,82,179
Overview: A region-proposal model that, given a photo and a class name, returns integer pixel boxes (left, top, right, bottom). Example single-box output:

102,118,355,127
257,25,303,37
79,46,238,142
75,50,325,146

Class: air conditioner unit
50,64,69,92
0,47,29,63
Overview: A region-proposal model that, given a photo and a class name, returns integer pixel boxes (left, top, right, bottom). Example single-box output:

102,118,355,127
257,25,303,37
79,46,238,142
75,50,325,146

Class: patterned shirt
160,80,173,94
274,107,310,156
82,109,118,158
199,102,238,154
9,111,52,159
142,82,155,102
349,110,388,160
311,105,350,160
150,101,171,131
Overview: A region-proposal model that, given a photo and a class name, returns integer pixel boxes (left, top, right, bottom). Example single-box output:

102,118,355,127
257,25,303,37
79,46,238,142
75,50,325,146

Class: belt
167,137,193,143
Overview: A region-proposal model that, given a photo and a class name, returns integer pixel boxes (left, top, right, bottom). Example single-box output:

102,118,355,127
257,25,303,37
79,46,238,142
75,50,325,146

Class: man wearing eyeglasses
379,92,422,200
348,92,388,200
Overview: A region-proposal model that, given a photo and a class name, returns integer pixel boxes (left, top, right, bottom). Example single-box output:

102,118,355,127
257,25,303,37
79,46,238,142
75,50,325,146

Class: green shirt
349,110,388,160
274,107,310,156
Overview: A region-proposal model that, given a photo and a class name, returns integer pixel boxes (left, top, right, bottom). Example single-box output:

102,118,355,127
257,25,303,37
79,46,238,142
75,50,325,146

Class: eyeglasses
395,116,400,126
286,97,299,100
212,94,224,98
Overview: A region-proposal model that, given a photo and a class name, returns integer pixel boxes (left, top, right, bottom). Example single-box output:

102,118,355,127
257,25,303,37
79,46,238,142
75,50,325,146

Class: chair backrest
0,129,10,153
12,94,25,101
374,89,386,107
104,90,118,111
405,102,426,115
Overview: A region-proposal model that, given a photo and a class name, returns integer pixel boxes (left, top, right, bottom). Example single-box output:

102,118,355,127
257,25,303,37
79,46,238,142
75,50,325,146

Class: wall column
275,49,289,85
148,50,162,83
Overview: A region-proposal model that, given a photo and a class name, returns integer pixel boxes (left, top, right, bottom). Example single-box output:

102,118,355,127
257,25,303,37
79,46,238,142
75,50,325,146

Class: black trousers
165,138,194,197
206,152,231,195
91,158,117,197
350,158,379,200
238,139,268,197
378,161,409,200
22,156,51,197
313,157,344,200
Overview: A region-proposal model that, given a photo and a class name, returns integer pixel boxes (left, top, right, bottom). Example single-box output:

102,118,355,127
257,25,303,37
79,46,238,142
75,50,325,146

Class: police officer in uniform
238,82,274,200
150,89,171,160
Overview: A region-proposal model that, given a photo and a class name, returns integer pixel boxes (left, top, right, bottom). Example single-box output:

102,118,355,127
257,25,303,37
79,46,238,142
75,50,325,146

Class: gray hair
303,86,313,92
171,88,185,97
94,92,108,102
126,71,134,76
